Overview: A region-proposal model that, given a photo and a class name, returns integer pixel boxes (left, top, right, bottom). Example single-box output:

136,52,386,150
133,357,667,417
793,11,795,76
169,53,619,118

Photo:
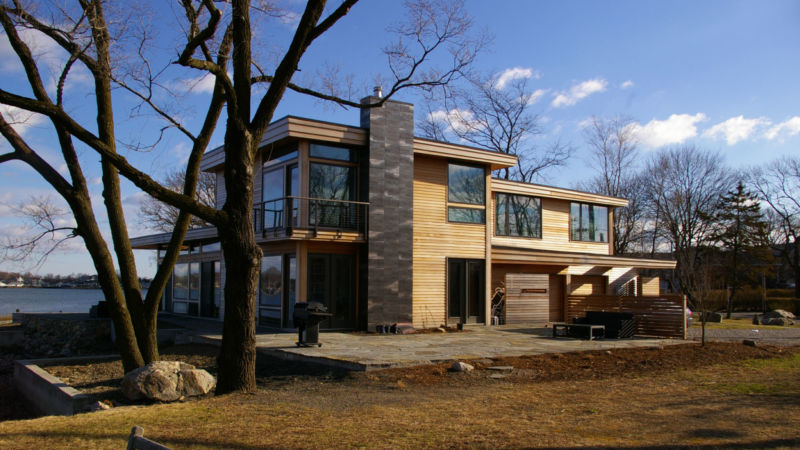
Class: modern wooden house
131,96,677,333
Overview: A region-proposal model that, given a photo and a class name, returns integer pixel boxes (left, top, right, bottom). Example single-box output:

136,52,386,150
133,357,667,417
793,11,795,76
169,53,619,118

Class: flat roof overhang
130,227,218,250
492,179,629,207
492,246,677,270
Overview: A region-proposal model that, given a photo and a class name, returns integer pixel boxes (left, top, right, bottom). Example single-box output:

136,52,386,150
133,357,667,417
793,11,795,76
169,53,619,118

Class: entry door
448,259,485,324
308,253,356,329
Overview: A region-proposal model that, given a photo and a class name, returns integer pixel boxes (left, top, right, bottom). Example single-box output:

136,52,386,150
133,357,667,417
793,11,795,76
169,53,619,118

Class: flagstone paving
193,326,687,371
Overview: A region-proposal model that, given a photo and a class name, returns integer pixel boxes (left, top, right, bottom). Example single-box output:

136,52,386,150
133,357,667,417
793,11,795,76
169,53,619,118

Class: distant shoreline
0,286,101,289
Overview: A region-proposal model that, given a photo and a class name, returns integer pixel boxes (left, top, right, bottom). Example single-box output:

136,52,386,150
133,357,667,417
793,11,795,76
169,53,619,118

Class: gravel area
688,325,800,345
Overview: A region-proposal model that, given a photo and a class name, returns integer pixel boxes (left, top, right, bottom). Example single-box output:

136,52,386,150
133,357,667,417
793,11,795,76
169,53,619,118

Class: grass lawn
1,347,799,449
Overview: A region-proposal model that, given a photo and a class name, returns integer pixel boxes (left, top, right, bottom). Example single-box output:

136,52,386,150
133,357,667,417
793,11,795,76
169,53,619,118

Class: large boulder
762,309,795,320
121,361,216,401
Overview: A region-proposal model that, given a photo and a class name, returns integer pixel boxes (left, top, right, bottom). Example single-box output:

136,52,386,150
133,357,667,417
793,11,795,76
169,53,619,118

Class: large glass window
570,202,609,242
262,167,285,229
259,255,282,324
189,262,200,300
447,163,485,224
448,164,485,204
309,162,356,228
173,263,189,299
496,193,541,238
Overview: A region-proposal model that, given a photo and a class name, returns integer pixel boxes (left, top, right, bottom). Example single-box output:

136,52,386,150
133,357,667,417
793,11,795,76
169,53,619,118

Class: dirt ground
2,340,796,423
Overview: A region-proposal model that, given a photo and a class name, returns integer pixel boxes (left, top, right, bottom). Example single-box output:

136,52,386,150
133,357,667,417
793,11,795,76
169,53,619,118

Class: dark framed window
448,207,486,224
570,202,609,242
496,193,542,238
448,164,485,204
310,143,357,162
447,163,485,224
309,162,357,228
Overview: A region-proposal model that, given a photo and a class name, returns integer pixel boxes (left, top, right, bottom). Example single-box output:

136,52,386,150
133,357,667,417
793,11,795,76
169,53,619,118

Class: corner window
447,163,485,224
496,193,541,238
570,202,609,243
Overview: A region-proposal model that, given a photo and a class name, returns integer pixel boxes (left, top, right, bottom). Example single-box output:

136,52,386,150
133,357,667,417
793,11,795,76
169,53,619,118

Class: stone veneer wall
361,97,414,329
12,313,114,357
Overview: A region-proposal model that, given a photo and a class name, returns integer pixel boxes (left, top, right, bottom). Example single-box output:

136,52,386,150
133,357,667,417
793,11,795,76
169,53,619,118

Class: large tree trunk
71,193,145,372
216,129,261,394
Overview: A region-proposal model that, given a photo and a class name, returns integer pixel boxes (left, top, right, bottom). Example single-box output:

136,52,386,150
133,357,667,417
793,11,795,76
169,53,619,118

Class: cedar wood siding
412,155,486,329
491,196,611,255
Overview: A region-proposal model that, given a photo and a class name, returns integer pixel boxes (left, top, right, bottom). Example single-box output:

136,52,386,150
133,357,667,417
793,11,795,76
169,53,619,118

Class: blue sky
1,0,799,276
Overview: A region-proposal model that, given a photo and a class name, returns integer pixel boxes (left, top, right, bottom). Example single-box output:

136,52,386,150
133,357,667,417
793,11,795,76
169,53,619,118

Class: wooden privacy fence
567,295,686,339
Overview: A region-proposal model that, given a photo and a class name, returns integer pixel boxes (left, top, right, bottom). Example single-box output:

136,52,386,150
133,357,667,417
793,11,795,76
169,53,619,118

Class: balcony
254,196,368,240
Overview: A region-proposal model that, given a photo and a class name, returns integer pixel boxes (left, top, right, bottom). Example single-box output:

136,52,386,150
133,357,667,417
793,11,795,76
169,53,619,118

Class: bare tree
0,0,481,393
420,72,571,182
580,116,646,255
750,156,800,298
0,0,228,371
139,170,216,232
643,146,733,320
1,197,77,267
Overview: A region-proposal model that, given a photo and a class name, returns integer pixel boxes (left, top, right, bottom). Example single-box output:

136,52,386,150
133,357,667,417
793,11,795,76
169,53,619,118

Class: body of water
0,288,106,316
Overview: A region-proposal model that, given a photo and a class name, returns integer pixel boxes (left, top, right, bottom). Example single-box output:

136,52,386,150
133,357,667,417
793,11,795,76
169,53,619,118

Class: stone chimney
360,95,414,330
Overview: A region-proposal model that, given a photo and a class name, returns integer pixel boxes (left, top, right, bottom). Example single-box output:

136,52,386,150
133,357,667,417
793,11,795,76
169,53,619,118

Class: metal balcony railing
254,196,368,236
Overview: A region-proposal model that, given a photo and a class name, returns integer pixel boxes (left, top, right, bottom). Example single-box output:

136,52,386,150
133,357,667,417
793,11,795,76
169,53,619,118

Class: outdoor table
552,322,605,340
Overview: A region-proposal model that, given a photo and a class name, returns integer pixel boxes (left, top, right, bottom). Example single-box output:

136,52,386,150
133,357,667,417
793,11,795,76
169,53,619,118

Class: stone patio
192,325,687,371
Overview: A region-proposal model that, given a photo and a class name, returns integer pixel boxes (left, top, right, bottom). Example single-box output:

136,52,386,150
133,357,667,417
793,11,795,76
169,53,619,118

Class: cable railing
254,196,368,236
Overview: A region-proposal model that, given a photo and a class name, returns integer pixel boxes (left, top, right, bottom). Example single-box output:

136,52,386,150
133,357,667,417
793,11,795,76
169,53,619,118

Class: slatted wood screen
567,294,686,339
505,274,550,324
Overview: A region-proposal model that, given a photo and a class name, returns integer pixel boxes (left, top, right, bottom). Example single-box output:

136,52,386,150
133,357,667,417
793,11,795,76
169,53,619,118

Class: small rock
85,401,111,412
451,361,474,372
605,350,612,355
435,327,447,333
487,366,513,372
743,339,758,347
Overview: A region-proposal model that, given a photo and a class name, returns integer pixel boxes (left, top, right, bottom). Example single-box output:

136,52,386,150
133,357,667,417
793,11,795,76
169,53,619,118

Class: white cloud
620,80,634,89
551,78,607,107
519,89,548,105
173,72,217,94
495,67,539,89
764,117,800,141
0,27,62,73
702,115,769,145
629,113,707,148
427,108,477,134
0,104,46,136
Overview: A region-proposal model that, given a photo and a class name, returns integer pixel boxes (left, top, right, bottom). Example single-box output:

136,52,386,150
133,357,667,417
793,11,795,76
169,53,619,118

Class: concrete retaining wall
14,359,93,416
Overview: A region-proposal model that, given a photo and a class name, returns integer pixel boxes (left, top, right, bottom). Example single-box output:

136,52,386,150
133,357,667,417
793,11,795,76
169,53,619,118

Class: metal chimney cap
373,86,383,98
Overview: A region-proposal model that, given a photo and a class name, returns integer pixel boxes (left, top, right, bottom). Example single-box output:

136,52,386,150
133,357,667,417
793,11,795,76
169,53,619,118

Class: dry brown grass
1,347,798,449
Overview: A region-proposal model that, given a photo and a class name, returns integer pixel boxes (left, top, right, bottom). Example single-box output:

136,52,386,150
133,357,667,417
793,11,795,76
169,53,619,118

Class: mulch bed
2,341,797,422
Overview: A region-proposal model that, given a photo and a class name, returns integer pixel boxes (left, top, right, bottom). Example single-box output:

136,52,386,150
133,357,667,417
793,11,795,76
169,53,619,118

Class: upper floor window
310,143,357,162
496,193,541,238
570,202,609,243
447,163,485,224
448,164,485,204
